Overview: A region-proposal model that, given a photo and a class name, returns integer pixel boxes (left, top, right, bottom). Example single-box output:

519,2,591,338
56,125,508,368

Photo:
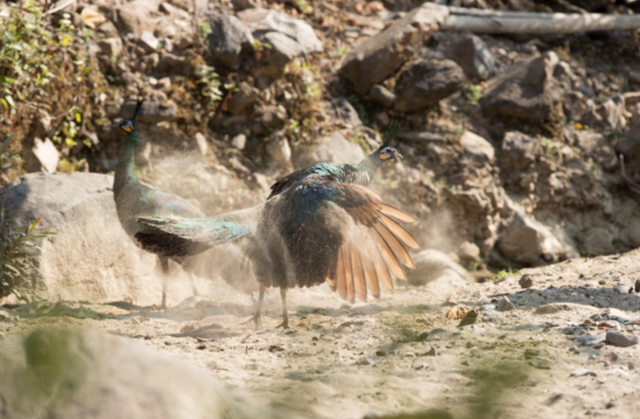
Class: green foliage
491,267,518,281
0,0,104,176
196,65,223,113
466,83,484,102
0,208,54,299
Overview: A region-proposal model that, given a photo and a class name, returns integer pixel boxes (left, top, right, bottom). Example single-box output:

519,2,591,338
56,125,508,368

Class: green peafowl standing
113,100,205,309
135,127,418,328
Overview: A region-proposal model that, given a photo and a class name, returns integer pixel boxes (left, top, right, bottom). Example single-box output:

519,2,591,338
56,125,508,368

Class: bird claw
275,319,289,330
242,313,263,331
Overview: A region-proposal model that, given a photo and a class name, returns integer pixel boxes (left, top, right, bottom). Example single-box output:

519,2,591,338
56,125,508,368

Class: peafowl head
116,100,144,133
371,144,403,163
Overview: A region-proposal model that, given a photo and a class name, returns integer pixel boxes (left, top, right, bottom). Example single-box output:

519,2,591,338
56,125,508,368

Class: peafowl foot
241,313,263,331
275,316,289,330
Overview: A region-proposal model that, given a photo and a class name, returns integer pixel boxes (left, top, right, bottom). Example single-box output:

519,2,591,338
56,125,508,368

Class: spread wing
305,179,419,303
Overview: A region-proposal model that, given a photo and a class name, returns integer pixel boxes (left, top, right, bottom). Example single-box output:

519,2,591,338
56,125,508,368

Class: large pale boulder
0,328,298,419
292,132,365,168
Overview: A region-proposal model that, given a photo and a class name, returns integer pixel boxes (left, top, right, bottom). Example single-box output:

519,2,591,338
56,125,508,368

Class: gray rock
138,30,159,53
0,173,164,303
481,52,563,127
563,91,594,120
97,37,123,57
406,249,470,286
584,226,614,256
120,100,178,123
237,8,322,54
482,309,506,324
97,20,120,38
497,296,515,312
265,132,291,166
635,279,640,293
394,59,465,112
259,31,302,78
564,129,605,155
368,84,397,107
449,34,495,81
24,138,59,173
457,241,480,262
205,14,254,70
497,211,566,267
293,132,364,168
606,331,638,348
325,97,362,127
340,3,448,95
501,131,540,171
0,328,296,419
613,284,632,294
459,130,495,164
616,122,640,164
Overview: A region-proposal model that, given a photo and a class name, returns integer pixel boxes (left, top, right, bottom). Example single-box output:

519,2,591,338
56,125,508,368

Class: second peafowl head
116,100,144,134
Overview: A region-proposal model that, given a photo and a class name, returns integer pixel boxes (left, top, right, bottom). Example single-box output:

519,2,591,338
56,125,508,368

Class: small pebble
613,284,632,294
458,310,478,327
635,279,640,293
524,348,540,359
519,274,534,289
605,331,638,348
497,297,515,312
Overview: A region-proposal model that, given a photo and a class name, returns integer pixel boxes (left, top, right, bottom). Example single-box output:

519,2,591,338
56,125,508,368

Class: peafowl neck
113,129,141,197
354,154,383,185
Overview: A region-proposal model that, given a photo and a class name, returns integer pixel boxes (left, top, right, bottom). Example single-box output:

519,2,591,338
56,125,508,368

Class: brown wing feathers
326,184,418,303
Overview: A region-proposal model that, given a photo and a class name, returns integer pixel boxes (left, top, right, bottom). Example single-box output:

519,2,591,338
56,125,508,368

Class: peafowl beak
391,148,403,160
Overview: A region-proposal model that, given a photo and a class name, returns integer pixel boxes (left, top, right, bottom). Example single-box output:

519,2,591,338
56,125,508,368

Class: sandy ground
3,250,640,419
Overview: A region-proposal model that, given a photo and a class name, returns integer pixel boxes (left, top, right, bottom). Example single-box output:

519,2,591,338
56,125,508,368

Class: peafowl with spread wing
114,100,205,309
135,127,418,328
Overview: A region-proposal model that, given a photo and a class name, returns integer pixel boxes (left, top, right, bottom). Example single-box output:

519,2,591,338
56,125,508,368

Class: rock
228,82,259,115
457,309,478,327
120,100,178,123
501,131,540,171
459,130,495,164
570,369,598,377
0,173,165,303
259,104,287,129
615,122,640,164
613,284,632,294
449,34,495,81
406,249,470,286
237,8,322,54
340,3,448,95
497,211,566,267
635,279,640,293
582,97,628,133
97,37,123,56
259,31,302,77
457,241,480,263
563,91,593,120
31,113,52,138
497,296,515,311
293,132,365,168
117,7,150,36
606,331,638,348
393,59,465,112
480,52,563,131
194,133,208,156
325,97,362,127
156,53,196,76
446,305,471,320
97,20,119,38
265,133,291,166
138,30,159,53
0,328,296,419
231,134,247,150
519,274,534,289
368,84,397,107
565,129,605,155
24,138,59,174
584,226,614,256
232,0,263,10
205,14,254,70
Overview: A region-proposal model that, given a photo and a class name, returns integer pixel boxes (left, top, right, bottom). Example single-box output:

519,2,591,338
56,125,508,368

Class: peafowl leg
243,284,265,330
159,256,170,310
189,272,200,297
275,288,289,329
